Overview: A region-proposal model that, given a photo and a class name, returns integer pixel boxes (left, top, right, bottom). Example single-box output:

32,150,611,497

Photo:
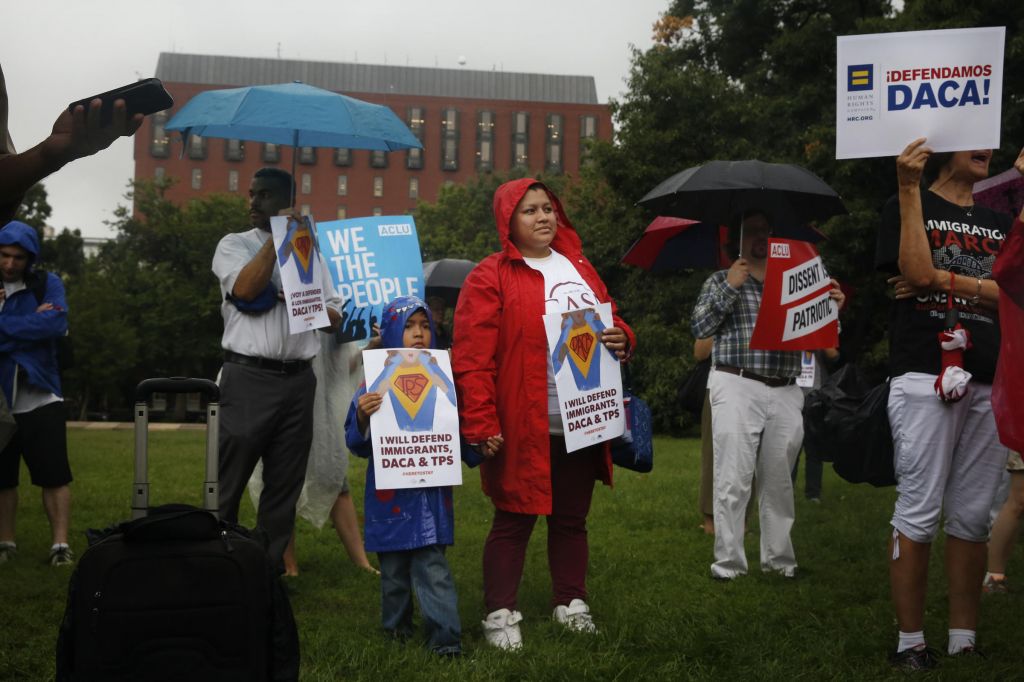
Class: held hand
478,434,504,458
600,326,629,359
896,137,932,189
357,391,384,421
828,278,845,310
726,258,750,289
888,275,928,300
50,98,143,163
36,302,55,313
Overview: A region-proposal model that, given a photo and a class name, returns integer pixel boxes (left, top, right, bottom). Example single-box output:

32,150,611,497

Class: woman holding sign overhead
876,139,1013,671
452,179,635,649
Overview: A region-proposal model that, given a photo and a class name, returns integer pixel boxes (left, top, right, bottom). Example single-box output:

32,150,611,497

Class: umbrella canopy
973,167,1024,218
637,160,846,229
165,82,423,151
422,259,477,307
622,215,824,272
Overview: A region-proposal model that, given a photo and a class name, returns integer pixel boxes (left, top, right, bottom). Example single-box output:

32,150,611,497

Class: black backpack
27,269,75,373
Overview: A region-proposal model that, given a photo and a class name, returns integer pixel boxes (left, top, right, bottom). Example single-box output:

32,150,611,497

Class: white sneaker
482,608,523,650
552,598,597,633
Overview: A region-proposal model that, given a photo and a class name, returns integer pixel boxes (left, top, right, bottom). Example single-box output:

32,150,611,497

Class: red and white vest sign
749,239,839,351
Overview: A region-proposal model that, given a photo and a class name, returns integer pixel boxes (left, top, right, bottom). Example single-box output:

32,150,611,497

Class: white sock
948,628,975,655
51,543,68,551
0,541,15,549
897,630,926,653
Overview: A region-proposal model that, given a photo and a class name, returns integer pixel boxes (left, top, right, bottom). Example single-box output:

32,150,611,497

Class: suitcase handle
136,377,220,402
132,377,220,519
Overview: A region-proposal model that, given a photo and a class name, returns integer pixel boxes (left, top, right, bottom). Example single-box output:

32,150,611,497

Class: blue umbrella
165,82,422,200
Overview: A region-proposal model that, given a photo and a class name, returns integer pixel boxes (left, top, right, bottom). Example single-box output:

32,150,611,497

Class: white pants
709,370,804,578
889,372,1006,543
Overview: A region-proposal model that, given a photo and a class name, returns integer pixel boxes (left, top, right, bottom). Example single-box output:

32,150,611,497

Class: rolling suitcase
56,378,299,682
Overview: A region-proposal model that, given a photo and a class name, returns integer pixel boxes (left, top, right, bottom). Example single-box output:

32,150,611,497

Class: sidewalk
67,421,207,431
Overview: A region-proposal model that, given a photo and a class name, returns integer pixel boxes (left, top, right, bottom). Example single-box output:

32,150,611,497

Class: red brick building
135,53,612,219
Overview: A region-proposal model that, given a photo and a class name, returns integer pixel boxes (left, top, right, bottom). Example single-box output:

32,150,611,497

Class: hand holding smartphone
67,78,173,127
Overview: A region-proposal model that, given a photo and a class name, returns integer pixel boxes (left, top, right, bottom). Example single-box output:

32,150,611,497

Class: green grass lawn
1,431,1020,680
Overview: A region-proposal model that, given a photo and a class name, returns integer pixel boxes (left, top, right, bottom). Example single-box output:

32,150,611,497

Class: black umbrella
637,160,847,229
422,259,477,307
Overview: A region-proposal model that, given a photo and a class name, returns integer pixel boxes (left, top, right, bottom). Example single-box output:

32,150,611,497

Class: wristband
968,277,982,306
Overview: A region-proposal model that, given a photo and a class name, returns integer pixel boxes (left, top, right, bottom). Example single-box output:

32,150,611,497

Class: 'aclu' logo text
378,223,412,237
770,243,791,258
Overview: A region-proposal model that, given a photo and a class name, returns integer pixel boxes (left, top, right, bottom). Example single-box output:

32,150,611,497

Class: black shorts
0,401,72,489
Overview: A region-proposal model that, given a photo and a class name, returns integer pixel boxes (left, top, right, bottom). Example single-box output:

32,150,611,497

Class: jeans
378,545,461,655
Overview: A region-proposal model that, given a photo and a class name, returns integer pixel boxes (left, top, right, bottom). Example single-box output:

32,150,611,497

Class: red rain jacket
452,178,636,515
992,216,1024,453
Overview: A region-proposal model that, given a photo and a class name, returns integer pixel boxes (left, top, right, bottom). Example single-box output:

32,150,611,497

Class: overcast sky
4,0,669,238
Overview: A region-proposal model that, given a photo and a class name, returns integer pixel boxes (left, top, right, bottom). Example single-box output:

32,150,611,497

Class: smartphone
67,78,174,126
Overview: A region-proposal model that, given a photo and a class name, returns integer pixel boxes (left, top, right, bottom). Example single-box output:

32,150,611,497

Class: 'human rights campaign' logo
847,64,873,91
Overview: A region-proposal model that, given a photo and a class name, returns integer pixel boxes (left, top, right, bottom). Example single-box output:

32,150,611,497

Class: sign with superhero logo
271,215,331,334
543,302,624,453
363,348,462,490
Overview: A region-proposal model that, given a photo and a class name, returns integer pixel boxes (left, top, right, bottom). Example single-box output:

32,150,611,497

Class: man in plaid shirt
691,210,843,580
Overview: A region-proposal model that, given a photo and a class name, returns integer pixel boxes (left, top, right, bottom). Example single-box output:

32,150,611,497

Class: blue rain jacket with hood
344,295,456,553
0,221,67,405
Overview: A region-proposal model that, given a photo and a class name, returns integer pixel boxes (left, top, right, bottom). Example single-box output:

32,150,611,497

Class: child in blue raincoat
345,295,461,657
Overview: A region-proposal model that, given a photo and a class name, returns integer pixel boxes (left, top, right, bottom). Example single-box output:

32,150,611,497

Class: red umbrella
622,217,732,272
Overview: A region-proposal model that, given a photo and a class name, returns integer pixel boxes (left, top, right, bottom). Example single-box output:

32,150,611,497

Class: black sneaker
952,645,985,658
890,645,939,671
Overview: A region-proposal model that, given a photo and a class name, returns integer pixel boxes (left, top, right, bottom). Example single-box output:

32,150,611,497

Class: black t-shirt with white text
875,189,1011,383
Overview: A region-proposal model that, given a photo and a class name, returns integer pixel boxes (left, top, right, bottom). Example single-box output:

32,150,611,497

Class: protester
876,139,1013,670
984,148,1024,595
694,337,715,535
0,221,75,566
212,167,341,574
452,179,635,649
692,209,844,581
791,348,840,502
344,295,462,657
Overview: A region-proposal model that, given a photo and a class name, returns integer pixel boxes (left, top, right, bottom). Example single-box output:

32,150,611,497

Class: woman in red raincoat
452,178,635,650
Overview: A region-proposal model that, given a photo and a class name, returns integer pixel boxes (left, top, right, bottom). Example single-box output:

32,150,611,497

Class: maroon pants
483,438,600,611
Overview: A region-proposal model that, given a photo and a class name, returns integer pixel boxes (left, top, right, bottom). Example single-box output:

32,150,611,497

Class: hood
492,179,583,259
0,220,40,269
379,295,439,349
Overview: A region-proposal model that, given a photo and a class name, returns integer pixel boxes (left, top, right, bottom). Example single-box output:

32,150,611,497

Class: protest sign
270,215,330,334
544,302,624,453
317,216,423,342
749,239,839,351
364,348,462,490
836,27,1004,159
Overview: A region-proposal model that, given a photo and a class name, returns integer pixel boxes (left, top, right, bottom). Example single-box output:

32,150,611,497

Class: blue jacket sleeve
226,282,278,313
344,384,373,458
691,271,739,340
0,273,68,343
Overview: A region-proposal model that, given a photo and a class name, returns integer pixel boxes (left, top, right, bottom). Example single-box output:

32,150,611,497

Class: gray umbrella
422,259,477,307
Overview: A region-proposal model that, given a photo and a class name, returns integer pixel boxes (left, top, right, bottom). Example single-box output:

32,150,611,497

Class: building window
263,143,280,163
580,115,598,163
150,111,169,158
407,107,425,170
372,207,383,217
337,175,348,196
154,166,165,182
299,146,317,165
512,112,529,168
476,111,495,172
373,176,384,198
370,150,388,168
225,138,244,162
228,170,239,192
187,134,207,160
408,177,419,199
441,108,459,171
191,168,202,190
545,114,563,173
301,173,312,195
333,148,351,166
337,206,347,220
300,204,311,216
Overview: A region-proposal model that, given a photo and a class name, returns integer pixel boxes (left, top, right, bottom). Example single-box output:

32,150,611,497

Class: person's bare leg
701,513,714,535
282,529,299,577
331,492,377,573
41,485,70,545
987,472,1024,576
0,488,17,543
947,536,986,630
889,530,930,632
